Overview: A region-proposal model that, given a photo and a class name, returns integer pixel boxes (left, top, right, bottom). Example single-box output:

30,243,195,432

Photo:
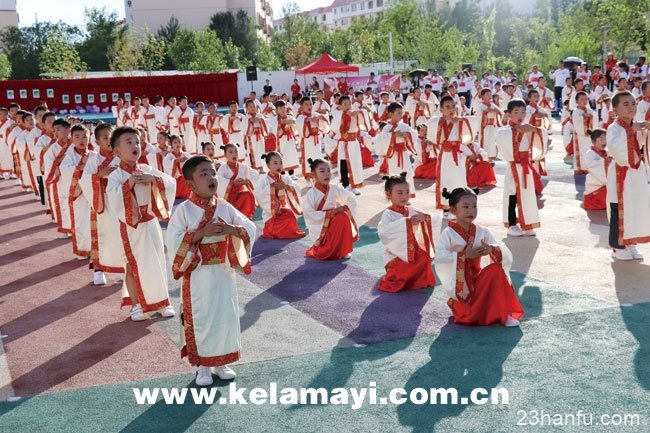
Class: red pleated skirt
230,189,256,218
176,176,191,199
306,212,354,260
414,159,437,179
449,263,525,326
361,145,375,167
583,186,606,210
377,247,435,293
378,157,388,174
532,167,544,195
262,209,306,239
467,161,496,187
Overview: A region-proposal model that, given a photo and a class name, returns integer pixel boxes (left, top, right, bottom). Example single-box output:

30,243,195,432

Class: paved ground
0,121,648,432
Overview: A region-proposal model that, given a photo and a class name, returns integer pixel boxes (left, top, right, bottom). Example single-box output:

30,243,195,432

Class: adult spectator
263,79,273,95
550,61,571,113
605,52,617,90
290,79,301,103
526,64,544,88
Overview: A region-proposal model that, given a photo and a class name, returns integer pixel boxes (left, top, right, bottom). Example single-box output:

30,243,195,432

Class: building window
352,3,357,11
322,14,326,21
368,1,373,8
342,18,347,25
377,0,383,6
314,16,317,21
361,3,365,10
334,8,337,14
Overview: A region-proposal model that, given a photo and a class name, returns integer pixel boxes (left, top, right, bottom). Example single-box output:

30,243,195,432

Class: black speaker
246,66,257,81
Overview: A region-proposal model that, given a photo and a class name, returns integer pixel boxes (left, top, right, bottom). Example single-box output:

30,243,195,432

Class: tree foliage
208,10,259,61
39,30,87,77
0,54,12,80
78,7,122,71
168,29,227,72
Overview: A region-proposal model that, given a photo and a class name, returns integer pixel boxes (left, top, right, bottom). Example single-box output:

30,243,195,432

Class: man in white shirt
526,64,544,89
550,61,571,114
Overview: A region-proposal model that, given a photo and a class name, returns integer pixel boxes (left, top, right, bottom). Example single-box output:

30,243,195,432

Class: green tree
208,10,259,61
0,53,11,79
168,29,227,72
39,30,87,77
109,29,140,72
78,7,122,71
255,41,282,71
139,30,166,72
156,16,180,70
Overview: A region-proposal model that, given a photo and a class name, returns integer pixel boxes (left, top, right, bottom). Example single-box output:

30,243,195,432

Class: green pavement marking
0,302,647,433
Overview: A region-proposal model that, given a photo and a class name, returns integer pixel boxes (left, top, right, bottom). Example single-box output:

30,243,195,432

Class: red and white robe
297,113,328,180
466,142,496,188
379,121,418,196
606,120,650,245
245,114,269,170
634,97,650,181
406,97,434,127
61,147,93,256
216,161,259,218
435,222,524,326
476,102,501,159
572,106,597,174
176,107,197,154
325,110,365,189
106,161,176,311
427,117,474,210
79,150,124,273
35,132,56,214
44,140,73,234
303,183,358,260
198,114,225,159
377,205,436,292
222,113,246,162
496,123,547,230
525,104,552,193
166,194,255,367
141,104,158,143
0,118,14,175
413,136,437,179
163,150,192,199
269,115,300,172
16,128,38,193
254,172,305,239
561,110,574,156
583,147,609,210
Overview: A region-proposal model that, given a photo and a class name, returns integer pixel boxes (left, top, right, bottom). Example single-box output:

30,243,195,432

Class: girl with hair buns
216,143,259,218
303,158,358,260
254,151,305,239
163,134,192,199
435,187,524,327
376,173,436,292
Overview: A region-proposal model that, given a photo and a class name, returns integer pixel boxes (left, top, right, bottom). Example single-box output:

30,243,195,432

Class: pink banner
323,75,400,101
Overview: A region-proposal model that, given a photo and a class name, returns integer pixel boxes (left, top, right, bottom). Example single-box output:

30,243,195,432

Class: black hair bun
381,175,391,181
399,171,407,178
261,154,267,160
472,187,480,195
441,187,451,200
220,145,227,150
307,158,314,164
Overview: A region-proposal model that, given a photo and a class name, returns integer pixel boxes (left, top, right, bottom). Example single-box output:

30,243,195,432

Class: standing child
166,155,255,386
296,96,328,181
106,126,176,320
303,158,358,260
572,91,597,174
607,92,650,260
163,135,192,199
254,151,305,239
44,119,72,238
583,129,610,210
244,100,269,171
428,95,474,217
222,102,246,157
59,125,93,259
475,88,502,160
435,187,524,327
151,131,170,171
216,143,259,218
376,174,435,293
201,142,220,170
79,123,123,285
379,102,418,196
497,99,547,236
269,100,300,179
326,95,364,195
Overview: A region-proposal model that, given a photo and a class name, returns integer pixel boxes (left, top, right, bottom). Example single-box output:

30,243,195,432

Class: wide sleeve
58,152,76,197
426,117,440,144
162,153,174,176
377,210,410,263
496,127,515,161
433,228,458,300
148,166,176,221
225,200,256,274
606,124,636,167
253,175,273,222
216,163,231,198
572,110,587,135
78,155,99,212
165,203,196,280
585,152,607,184
530,127,548,161
106,169,138,227
302,188,325,236
480,226,513,278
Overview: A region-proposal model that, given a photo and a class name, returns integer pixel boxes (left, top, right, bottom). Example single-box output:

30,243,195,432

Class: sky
16,0,333,27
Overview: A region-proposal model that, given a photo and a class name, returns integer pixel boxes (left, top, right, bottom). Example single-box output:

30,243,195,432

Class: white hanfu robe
572,106,597,173
79,151,124,273
106,162,176,312
475,102,501,159
634,98,650,181
201,114,226,159
606,120,650,245
296,113,328,180
303,183,358,244
222,113,246,161
60,146,94,256
496,124,547,229
175,107,197,154
427,116,474,209
268,115,300,172
379,121,418,196
0,118,14,175
326,110,365,189
245,113,269,170
166,195,255,367
44,141,72,233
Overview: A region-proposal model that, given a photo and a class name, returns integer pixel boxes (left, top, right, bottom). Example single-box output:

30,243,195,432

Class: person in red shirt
591,65,605,88
290,79,301,104
605,53,617,90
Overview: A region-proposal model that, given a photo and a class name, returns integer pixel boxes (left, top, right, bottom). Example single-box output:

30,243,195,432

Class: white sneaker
111,273,125,283
130,304,146,321
159,305,175,318
76,255,88,260
351,188,361,196
611,248,633,261
14,180,21,186
626,245,643,261
504,316,520,327
523,229,537,236
93,271,107,286
213,365,236,380
507,225,523,237
195,366,213,386
9,174,17,179
57,233,69,239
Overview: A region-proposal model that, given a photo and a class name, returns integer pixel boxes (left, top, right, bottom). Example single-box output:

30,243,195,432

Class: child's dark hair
109,126,139,149
200,141,214,151
52,118,71,129
416,123,427,132
307,157,327,171
274,100,286,108
220,142,239,152
506,99,526,112
387,102,403,113
71,124,87,135
382,172,408,194
42,111,56,123
441,187,478,207
182,155,213,180
94,123,113,140
261,151,282,163
440,95,455,107
480,88,492,97
589,128,606,142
